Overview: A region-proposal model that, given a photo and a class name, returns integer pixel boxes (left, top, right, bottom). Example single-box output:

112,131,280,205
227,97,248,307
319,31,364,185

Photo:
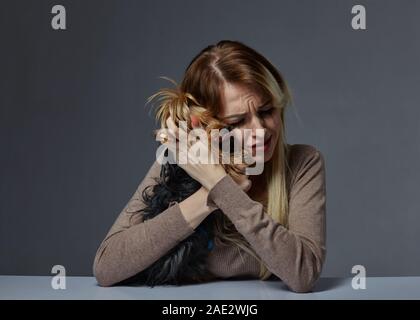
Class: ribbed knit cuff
206,175,259,223
149,201,196,243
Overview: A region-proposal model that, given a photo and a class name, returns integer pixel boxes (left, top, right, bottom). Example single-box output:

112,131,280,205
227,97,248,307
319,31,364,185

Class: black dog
116,127,241,287
117,162,220,287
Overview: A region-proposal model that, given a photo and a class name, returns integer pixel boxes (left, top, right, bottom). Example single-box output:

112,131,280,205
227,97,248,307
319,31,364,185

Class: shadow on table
311,277,348,292
109,275,347,294
261,277,348,293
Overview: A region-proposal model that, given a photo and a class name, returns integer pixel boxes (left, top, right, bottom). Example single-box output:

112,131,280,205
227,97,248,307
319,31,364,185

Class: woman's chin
251,152,272,165
263,154,273,163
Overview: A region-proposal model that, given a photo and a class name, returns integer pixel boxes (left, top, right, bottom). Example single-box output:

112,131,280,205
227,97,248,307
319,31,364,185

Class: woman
93,40,326,293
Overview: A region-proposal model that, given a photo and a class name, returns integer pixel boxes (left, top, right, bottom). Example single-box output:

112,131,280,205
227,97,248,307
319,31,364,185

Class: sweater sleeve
92,160,195,287
206,149,327,293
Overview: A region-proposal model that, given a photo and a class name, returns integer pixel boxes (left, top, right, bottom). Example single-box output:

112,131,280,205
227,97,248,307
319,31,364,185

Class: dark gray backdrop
1,0,419,277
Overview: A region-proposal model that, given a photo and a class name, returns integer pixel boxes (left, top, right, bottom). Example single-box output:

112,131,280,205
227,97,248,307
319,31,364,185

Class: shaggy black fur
117,162,220,287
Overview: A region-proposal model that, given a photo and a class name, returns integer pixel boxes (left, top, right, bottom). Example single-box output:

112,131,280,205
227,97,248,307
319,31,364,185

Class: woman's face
219,82,281,163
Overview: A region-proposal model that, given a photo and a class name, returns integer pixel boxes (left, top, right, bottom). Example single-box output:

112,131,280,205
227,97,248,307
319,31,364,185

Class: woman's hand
160,116,227,191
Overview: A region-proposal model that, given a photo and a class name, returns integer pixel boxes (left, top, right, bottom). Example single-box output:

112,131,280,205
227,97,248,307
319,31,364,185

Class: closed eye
226,106,274,127
228,119,245,128
259,107,274,116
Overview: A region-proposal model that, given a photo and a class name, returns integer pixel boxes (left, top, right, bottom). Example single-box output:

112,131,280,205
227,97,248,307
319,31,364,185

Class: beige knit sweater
93,144,326,293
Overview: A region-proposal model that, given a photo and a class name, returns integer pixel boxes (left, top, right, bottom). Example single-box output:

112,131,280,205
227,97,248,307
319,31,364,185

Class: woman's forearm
179,187,216,229
93,186,215,287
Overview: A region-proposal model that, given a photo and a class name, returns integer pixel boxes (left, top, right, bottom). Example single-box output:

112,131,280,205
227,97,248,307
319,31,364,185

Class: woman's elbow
93,263,113,287
94,272,114,287
287,275,319,293
92,253,120,287
283,252,324,293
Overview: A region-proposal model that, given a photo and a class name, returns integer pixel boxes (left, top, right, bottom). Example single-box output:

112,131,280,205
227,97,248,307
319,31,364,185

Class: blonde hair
147,40,293,280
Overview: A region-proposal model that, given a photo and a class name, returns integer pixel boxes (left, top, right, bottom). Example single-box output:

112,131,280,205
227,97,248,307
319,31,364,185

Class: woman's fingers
166,116,192,147
166,117,179,139
163,117,182,158
158,128,177,162
163,115,218,165
159,116,228,189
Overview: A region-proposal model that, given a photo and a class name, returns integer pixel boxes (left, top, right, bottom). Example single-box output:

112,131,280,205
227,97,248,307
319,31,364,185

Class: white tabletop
1,276,419,300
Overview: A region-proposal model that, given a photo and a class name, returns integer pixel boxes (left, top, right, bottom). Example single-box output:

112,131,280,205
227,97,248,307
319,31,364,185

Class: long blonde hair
147,40,293,280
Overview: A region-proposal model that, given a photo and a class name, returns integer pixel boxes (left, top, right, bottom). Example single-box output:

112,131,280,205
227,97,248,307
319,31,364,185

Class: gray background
1,0,419,277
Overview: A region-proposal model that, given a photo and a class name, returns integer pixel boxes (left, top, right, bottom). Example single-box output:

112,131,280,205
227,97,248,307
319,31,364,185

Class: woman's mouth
262,136,272,152
252,136,272,152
